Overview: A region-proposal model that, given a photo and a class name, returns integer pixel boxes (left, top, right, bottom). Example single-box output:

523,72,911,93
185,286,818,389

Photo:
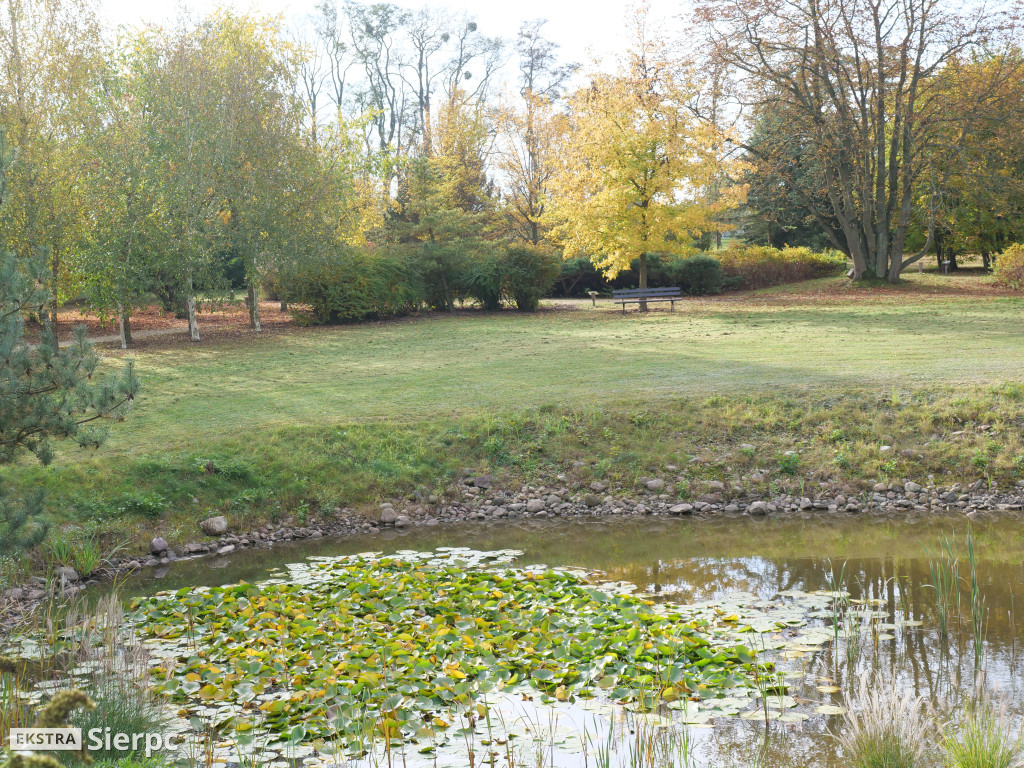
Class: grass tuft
941,698,1024,768
839,677,930,768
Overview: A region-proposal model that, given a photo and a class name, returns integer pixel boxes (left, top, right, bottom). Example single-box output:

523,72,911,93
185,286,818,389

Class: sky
97,0,686,74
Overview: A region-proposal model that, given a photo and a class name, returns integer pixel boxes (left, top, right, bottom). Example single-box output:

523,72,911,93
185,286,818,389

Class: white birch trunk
186,293,200,342
117,307,129,349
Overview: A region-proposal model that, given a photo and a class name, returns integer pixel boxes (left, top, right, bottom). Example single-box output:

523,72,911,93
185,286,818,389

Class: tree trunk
981,250,991,270
638,252,648,312
46,300,59,348
118,308,132,349
280,300,288,312
186,285,200,342
247,283,261,332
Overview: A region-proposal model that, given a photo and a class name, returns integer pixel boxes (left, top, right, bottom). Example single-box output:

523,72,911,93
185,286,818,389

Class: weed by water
838,677,930,768
941,697,1024,768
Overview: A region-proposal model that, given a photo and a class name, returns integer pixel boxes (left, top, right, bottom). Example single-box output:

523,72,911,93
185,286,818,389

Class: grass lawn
12,271,1024,549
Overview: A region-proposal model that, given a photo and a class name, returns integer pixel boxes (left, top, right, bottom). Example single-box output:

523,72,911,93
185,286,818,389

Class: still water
122,514,1024,767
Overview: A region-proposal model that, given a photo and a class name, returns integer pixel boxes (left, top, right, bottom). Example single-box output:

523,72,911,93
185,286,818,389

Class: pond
33,515,1024,766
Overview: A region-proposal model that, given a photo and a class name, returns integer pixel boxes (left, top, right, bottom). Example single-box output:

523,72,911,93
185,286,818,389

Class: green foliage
672,254,725,295
0,247,137,555
460,251,505,311
778,453,801,476
134,551,757,752
461,244,562,312
502,244,561,311
278,248,423,324
993,244,1024,290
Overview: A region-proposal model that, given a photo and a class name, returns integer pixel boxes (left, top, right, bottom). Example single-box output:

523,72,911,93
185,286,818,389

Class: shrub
993,243,1024,290
670,254,725,295
551,255,604,297
460,251,505,311
278,248,424,324
716,245,847,289
460,244,561,311
503,244,561,311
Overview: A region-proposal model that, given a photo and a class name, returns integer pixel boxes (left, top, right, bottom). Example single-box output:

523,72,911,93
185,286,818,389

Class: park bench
612,287,682,313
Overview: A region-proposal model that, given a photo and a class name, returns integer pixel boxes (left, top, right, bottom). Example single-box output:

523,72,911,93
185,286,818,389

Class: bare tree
694,0,1022,281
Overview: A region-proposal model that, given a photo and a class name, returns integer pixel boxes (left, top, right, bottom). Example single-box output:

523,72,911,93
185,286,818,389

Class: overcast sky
97,0,686,77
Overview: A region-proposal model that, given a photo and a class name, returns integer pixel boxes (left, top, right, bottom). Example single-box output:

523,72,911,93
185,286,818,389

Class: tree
494,20,575,245
547,8,736,305
695,0,1023,281
0,141,138,554
201,12,313,333
388,92,495,311
0,0,102,339
741,106,841,251
923,53,1024,268
73,39,165,348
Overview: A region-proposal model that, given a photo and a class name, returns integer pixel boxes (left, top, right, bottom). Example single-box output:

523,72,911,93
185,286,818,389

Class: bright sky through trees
98,0,686,74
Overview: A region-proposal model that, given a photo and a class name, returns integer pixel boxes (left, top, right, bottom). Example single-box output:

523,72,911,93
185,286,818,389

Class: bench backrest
612,287,682,298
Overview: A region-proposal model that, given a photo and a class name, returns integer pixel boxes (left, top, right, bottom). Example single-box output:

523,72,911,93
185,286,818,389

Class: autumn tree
73,38,165,348
494,20,575,245
0,0,102,339
923,53,1024,268
392,93,494,311
0,137,138,554
695,0,1023,281
547,8,736,304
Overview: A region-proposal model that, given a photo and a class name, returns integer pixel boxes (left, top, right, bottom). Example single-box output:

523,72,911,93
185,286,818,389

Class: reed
965,528,989,671
925,533,961,638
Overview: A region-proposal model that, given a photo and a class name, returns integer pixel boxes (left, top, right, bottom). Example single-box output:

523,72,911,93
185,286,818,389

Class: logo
9,728,170,757
9,728,83,751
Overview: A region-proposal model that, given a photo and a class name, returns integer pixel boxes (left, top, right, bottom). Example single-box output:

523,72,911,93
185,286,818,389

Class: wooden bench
612,287,682,313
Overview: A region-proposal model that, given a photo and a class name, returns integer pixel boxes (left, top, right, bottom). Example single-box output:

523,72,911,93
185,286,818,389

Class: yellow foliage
993,244,1024,290
546,8,743,280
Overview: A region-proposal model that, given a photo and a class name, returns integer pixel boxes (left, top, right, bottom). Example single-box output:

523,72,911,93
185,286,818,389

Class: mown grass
9,275,1024,551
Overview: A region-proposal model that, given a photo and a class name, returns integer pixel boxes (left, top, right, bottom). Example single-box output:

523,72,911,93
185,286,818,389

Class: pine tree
0,137,139,555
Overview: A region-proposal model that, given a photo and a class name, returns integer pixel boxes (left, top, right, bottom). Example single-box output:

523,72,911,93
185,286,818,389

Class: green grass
91,293,1024,451
8,277,1024,550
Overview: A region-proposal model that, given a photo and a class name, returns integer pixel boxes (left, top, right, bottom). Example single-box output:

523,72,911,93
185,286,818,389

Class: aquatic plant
941,697,1024,768
925,534,960,639
131,550,759,756
838,677,930,768
966,528,988,671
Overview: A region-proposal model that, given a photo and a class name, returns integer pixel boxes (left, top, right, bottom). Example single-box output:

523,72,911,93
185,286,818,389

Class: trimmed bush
278,249,423,324
993,243,1024,290
716,245,847,289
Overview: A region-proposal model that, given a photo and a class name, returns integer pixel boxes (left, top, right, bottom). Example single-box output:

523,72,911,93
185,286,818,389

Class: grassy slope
13,272,1024,547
